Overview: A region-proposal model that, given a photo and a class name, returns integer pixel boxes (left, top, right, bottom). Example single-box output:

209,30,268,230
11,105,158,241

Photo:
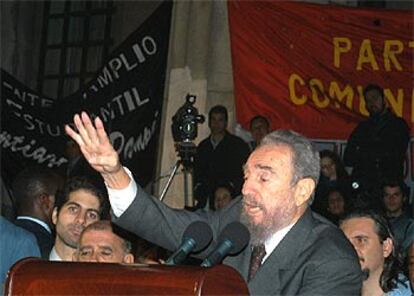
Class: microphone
201,221,250,267
165,221,213,265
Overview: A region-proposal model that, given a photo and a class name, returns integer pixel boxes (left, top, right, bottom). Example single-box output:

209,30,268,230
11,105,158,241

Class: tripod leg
159,160,180,202
183,169,193,207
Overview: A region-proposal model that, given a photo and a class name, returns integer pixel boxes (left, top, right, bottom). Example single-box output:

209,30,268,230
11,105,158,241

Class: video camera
171,94,205,169
171,94,205,143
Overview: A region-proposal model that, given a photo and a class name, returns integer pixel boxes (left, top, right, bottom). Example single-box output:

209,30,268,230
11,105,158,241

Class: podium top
5,257,249,295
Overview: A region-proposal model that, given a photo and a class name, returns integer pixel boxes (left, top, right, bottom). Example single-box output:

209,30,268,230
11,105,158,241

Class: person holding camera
193,105,250,209
343,84,410,207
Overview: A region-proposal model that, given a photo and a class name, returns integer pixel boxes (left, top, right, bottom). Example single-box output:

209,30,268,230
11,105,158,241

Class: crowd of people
1,84,413,295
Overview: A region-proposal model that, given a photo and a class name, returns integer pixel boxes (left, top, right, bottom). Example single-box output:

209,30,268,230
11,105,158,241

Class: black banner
1,1,172,188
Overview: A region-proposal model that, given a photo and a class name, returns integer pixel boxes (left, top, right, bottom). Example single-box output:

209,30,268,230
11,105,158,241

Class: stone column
155,1,212,208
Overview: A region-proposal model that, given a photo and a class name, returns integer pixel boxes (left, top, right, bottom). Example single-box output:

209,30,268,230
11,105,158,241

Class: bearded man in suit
66,112,362,295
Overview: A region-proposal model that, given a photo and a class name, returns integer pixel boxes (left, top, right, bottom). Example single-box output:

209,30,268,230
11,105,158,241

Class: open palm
65,112,121,175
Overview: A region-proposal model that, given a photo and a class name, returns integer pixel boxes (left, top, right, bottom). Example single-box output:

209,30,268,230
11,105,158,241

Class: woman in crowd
312,149,350,216
325,186,350,225
212,181,235,210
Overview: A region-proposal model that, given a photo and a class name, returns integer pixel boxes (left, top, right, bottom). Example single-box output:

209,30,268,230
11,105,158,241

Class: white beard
240,194,296,246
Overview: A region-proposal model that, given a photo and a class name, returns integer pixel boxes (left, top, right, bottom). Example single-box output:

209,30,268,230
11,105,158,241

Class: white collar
16,216,52,234
262,222,295,262
49,247,63,261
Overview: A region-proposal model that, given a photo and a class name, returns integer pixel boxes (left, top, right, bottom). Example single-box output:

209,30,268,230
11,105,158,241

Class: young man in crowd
382,180,414,254
193,105,250,209
344,84,410,204
340,210,412,296
50,177,108,261
249,115,271,150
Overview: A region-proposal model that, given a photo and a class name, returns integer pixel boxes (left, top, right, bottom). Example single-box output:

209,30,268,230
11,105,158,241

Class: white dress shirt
263,223,295,263
49,247,62,261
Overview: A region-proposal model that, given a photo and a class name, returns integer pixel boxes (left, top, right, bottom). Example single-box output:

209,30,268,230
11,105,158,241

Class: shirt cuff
106,167,137,217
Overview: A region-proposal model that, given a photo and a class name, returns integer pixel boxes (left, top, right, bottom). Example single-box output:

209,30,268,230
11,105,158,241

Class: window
38,1,114,99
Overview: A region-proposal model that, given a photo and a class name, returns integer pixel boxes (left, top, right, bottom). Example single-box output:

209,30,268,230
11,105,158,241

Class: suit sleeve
298,257,362,295
17,234,41,259
113,185,241,256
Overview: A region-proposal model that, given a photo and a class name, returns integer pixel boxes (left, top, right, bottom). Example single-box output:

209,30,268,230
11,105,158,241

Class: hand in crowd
65,112,130,189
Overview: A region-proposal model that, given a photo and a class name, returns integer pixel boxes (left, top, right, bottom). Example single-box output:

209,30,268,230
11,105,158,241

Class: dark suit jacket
114,186,362,295
1,216,40,284
193,132,250,208
14,219,54,260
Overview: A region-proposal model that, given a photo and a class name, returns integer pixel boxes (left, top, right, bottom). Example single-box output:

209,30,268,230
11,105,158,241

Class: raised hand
65,112,122,177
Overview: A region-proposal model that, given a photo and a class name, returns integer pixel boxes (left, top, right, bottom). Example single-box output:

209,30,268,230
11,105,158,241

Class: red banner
228,1,413,139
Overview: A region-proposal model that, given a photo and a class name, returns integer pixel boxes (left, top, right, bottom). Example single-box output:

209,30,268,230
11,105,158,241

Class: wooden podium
5,258,249,295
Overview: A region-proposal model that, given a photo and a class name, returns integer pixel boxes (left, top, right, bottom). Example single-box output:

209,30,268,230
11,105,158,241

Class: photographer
343,84,410,207
193,105,250,209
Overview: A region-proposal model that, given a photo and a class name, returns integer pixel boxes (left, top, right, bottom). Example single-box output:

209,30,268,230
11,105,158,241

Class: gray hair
259,130,320,186
79,220,132,254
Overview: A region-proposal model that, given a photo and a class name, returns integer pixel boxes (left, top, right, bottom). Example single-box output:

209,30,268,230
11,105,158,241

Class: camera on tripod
171,94,205,170
159,94,205,204
171,94,205,143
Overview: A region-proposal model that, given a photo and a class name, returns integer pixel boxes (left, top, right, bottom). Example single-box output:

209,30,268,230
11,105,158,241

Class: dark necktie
248,244,266,281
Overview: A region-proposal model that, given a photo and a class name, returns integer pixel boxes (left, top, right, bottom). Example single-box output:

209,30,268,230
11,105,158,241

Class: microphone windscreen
183,221,213,252
218,221,250,254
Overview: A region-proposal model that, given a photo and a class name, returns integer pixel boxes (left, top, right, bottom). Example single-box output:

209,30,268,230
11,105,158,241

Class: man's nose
87,255,99,262
83,254,98,262
75,211,86,225
350,240,361,253
355,248,363,259
242,177,254,196
94,254,102,262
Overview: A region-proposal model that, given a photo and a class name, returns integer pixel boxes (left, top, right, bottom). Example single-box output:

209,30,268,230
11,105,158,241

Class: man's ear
294,178,315,207
52,207,58,226
124,254,134,264
38,194,53,211
382,237,394,258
